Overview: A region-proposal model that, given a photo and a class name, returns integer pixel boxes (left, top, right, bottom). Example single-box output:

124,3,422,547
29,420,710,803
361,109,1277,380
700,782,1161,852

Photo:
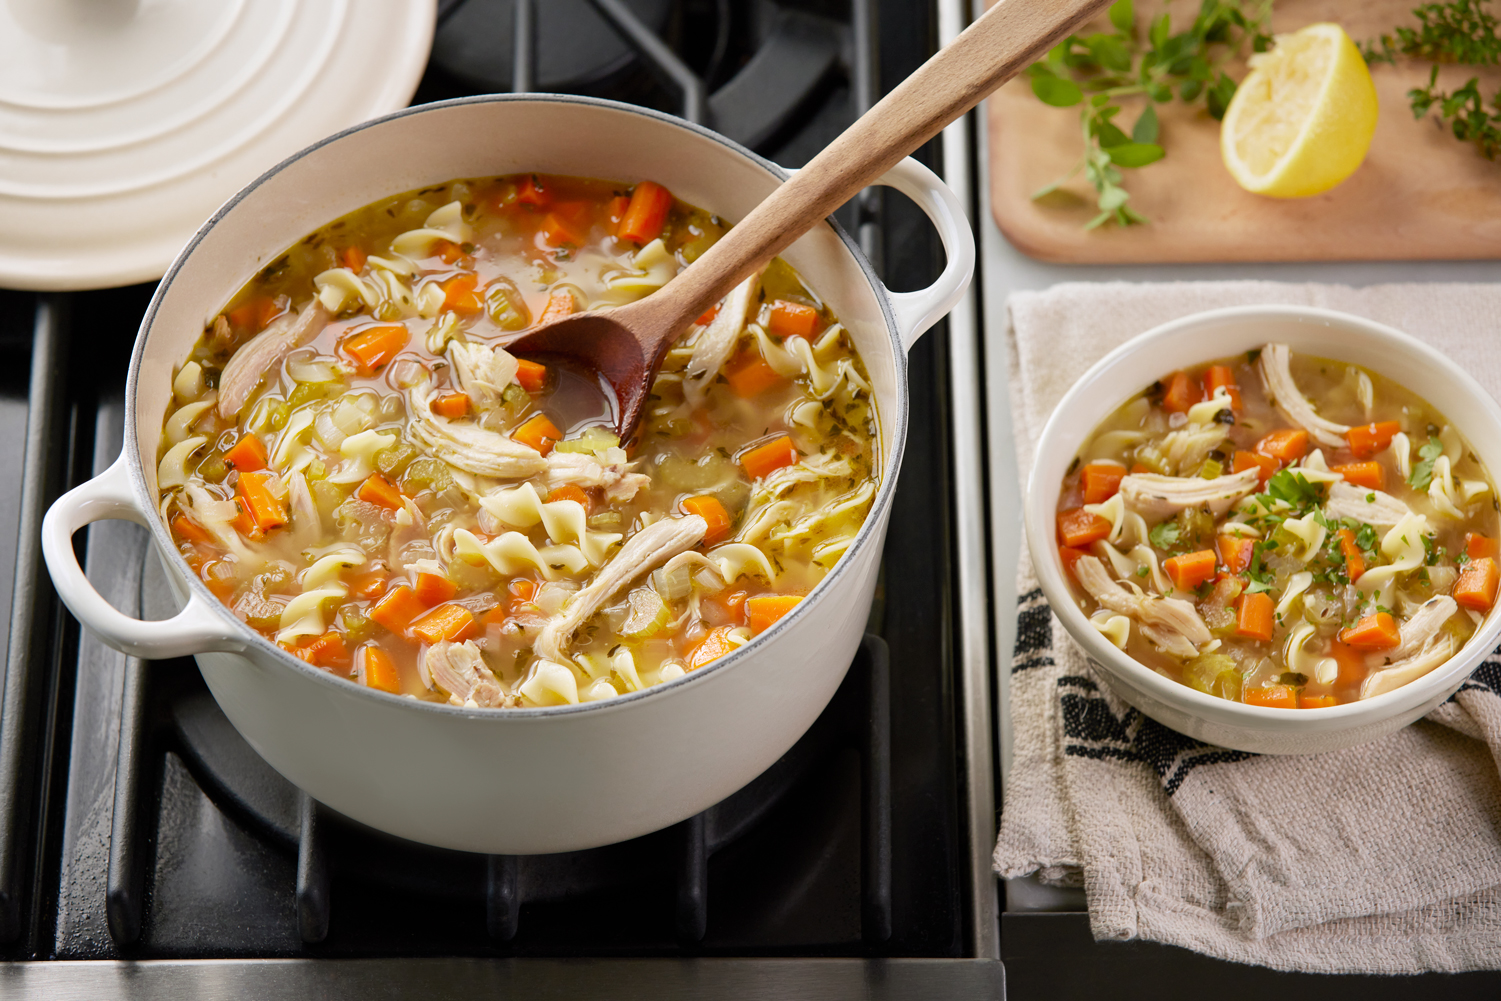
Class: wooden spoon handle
641,0,1113,330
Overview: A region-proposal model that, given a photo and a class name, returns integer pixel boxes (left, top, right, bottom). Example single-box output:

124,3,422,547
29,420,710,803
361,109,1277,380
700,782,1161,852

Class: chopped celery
247,396,290,434
553,426,621,455
196,455,229,484
1197,458,1223,479
341,606,377,645
287,383,325,409
376,441,420,477
621,587,669,638
401,457,454,493
1183,654,1241,701
484,276,532,331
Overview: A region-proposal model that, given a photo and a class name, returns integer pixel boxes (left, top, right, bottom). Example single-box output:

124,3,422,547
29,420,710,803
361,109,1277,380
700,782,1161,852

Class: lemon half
1220,23,1379,198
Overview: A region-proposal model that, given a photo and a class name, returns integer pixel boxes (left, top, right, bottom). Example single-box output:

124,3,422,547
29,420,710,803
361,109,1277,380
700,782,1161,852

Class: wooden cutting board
987,0,1501,263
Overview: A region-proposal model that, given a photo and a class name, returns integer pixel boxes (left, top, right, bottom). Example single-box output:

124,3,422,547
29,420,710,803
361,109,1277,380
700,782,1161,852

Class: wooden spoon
507,0,1112,441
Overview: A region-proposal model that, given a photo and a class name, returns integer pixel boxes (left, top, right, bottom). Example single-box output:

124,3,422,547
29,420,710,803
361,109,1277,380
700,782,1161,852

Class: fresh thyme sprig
1027,0,1273,228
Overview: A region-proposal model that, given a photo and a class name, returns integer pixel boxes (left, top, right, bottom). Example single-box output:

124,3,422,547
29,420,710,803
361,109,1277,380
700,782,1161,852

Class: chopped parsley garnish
1366,492,1377,503
1409,438,1444,491
1148,521,1182,550
1135,565,1150,577
1265,469,1324,510
1355,523,1378,552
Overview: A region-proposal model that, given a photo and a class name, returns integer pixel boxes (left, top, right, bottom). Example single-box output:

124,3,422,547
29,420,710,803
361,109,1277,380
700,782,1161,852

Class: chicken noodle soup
1057,344,1499,708
158,173,877,707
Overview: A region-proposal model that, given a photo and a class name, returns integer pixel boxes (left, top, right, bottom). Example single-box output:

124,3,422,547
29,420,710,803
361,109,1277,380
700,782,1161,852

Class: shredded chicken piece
407,379,547,479
425,640,506,707
684,267,764,405
1118,468,1260,520
218,302,329,418
1258,343,1351,448
1072,554,1211,659
1359,635,1456,700
543,449,651,503
447,340,519,411
1392,595,1457,660
534,515,707,664
1324,481,1412,530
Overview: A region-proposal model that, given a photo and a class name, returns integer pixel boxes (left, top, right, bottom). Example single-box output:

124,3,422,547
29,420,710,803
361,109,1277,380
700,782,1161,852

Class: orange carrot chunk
171,514,216,546
1331,461,1384,491
349,571,389,601
356,473,404,510
1218,535,1256,575
1339,612,1401,650
538,287,577,325
1234,591,1275,642
431,392,470,419
362,646,401,694
1202,365,1242,411
1059,546,1090,580
606,194,631,227
414,571,457,607
1163,550,1217,591
223,434,268,473
433,239,467,266
687,625,738,670
740,436,799,480
298,630,351,669
548,484,590,509
370,585,425,634
1465,533,1500,562
617,180,673,244
767,300,819,340
1345,421,1402,459
410,603,477,645
1080,463,1126,505
230,497,263,541
1243,684,1298,709
540,201,593,247
439,273,483,315
1160,370,1199,414
1331,641,1369,689
724,351,785,398
237,472,288,532
512,413,562,456
339,245,367,273
1298,695,1339,709
1057,508,1112,549
516,174,551,208
680,494,733,544
1338,528,1365,583
1455,557,1500,612
515,358,548,393
696,303,721,326
746,595,803,634
342,324,410,372
1256,428,1309,462
1232,450,1279,485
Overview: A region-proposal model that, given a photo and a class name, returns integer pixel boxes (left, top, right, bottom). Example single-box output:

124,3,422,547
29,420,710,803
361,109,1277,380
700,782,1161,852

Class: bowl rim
1023,303,1501,728
125,92,912,720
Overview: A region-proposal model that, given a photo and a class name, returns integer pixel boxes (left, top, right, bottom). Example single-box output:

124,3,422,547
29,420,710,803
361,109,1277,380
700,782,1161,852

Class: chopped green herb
1410,438,1444,490
1148,521,1182,550
1266,469,1325,511
1136,565,1150,577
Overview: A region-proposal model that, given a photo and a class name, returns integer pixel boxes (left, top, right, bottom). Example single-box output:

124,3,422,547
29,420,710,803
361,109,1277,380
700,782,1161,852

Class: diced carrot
414,571,457,607
362,646,401,694
1130,463,1152,474
203,566,238,602
680,494,733,544
617,180,673,244
1080,463,1126,505
508,578,537,614
548,484,590,509
512,413,561,456
1164,550,1217,591
1346,421,1402,459
1455,557,1500,611
704,590,749,625
410,603,476,645
517,174,551,208
1234,591,1275,642
171,514,216,546
1332,461,1384,491
1337,528,1366,583
1339,612,1401,650
1233,450,1279,485
1332,641,1368,688
1243,684,1297,709
740,436,799,480
342,324,409,372
540,201,593,247
339,246,367,272
767,300,819,340
725,351,785,398
696,303,721,326
228,296,282,335
1057,508,1112,549
1218,535,1255,575
439,273,483,315
746,595,803,634
223,434,268,473
515,358,548,393
230,497,263,542
1202,365,1242,411
357,473,404,510
1059,545,1090,580
370,585,425,634
1299,695,1339,709
1465,533,1499,562
433,239,467,265
1256,428,1309,462
299,630,351,669
237,472,287,532
431,392,470,419
1160,370,1200,414
606,194,630,228
686,624,738,670
538,287,577,325
349,571,389,601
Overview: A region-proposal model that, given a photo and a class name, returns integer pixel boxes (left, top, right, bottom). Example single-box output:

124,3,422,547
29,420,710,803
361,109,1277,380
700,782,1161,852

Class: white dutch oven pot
41,95,973,854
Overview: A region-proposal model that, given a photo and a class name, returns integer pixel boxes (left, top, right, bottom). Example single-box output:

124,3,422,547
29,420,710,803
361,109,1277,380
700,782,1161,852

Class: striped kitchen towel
993,281,1501,974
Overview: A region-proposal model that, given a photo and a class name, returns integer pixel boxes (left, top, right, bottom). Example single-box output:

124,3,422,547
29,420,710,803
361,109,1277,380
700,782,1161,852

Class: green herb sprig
1409,438,1445,490
1028,0,1273,228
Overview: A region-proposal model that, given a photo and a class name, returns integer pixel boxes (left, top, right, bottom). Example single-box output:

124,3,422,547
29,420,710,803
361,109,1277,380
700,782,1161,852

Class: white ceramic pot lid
0,0,436,291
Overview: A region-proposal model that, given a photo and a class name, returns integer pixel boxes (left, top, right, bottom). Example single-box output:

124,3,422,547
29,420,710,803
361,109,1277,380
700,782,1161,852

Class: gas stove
0,1,1001,996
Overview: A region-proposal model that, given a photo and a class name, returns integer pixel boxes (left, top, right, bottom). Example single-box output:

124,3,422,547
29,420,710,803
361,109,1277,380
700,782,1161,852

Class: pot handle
42,454,245,660
869,156,975,353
